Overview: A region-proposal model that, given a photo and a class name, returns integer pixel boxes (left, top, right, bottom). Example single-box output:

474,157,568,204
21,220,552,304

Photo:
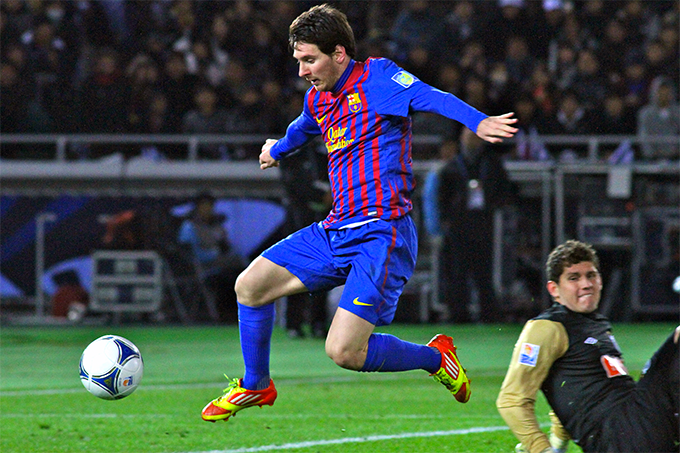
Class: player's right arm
496,320,568,453
260,101,321,170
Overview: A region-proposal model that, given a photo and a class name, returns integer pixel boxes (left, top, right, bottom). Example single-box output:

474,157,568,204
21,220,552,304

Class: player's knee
234,270,263,306
325,342,363,370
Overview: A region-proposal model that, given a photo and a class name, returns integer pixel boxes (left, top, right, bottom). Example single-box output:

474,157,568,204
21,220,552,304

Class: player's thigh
235,256,308,306
336,217,417,326
326,307,375,354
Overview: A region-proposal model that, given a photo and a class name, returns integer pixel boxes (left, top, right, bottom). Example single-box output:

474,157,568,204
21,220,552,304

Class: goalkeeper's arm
515,412,570,453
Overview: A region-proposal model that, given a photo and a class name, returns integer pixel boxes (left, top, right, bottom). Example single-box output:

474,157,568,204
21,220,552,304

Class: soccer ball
79,335,144,400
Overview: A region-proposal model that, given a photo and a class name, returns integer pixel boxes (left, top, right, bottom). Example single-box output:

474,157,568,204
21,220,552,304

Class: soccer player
497,240,679,453
202,3,518,422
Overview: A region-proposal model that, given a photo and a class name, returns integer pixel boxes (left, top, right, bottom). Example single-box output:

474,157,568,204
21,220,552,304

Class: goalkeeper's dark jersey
535,304,635,447
498,302,678,453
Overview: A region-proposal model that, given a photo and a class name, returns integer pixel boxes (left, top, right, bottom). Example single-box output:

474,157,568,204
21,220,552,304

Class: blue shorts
262,216,418,326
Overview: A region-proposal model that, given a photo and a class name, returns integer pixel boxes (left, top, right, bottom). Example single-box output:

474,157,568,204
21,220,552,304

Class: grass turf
1,323,675,453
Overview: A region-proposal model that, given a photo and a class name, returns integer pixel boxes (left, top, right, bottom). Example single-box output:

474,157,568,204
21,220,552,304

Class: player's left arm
409,84,518,143
496,319,568,453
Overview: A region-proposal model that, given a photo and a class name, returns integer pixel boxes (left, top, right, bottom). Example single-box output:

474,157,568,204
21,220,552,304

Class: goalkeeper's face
293,42,347,92
547,261,602,314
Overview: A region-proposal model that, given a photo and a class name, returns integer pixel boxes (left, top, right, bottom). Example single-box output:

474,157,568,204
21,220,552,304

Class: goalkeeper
497,240,679,453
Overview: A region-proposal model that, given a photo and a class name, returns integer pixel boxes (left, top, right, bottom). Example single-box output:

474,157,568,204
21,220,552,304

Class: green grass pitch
1,322,675,453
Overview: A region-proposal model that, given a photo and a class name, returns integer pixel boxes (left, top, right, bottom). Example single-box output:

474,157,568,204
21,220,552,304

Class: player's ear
333,45,347,63
546,280,560,301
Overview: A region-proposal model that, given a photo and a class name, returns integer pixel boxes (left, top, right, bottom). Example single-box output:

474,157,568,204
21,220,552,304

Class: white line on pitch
183,426,511,453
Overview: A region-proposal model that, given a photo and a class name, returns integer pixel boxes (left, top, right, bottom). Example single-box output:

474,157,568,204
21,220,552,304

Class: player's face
293,42,344,92
547,261,602,313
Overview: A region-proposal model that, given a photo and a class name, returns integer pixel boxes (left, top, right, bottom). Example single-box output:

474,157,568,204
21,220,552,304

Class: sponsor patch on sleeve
518,342,540,367
391,70,418,88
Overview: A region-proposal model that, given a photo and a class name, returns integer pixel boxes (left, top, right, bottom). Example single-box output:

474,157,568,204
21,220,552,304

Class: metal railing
2,133,678,162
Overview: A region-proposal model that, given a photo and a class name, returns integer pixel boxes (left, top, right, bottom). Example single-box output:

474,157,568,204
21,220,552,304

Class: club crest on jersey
518,342,540,367
391,70,418,88
347,93,362,112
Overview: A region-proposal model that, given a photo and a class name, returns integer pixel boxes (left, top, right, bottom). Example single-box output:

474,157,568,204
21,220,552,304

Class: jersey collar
331,59,355,94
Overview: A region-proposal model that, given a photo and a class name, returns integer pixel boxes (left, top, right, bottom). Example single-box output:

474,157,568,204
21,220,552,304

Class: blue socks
239,303,275,391
360,333,441,374
238,304,440,387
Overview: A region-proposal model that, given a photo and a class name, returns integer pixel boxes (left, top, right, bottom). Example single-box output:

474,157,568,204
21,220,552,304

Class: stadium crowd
1,0,678,160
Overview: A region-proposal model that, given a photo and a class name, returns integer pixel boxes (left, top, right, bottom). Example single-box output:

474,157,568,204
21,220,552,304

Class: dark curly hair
289,4,356,58
545,240,600,283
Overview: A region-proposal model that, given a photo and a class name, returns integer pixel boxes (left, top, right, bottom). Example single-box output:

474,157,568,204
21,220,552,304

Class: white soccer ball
79,335,144,400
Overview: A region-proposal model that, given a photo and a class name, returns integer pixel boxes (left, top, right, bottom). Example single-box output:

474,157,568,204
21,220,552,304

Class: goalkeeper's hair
545,240,600,283
289,3,356,58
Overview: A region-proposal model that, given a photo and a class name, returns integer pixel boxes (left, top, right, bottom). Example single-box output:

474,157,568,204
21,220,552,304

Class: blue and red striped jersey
270,58,488,229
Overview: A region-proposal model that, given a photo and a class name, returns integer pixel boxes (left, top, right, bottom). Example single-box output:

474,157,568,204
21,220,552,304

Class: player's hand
515,442,562,453
549,432,568,453
476,112,518,144
259,138,280,169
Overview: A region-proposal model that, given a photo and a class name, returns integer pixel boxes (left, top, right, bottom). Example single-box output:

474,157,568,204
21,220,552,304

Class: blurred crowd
1,0,678,160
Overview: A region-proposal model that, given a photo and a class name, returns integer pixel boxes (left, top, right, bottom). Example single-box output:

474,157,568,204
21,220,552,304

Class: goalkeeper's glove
549,432,568,453
514,439,567,453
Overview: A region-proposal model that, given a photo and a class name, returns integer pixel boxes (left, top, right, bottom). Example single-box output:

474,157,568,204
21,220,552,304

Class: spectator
436,63,464,98
504,35,534,87
577,0,614,44
438,127,515,323
546,90,592,135
637,76,680,161
596,19,631,86
591,93,637,160
571,49,608,108
525,62,556,116
401,45,438,86
202,13,231,87
134,91,185,160
178,192,245,323
181,84,233,160
487,61,514,114
257,79,288,135
125,54,161,133
620,57,649,112
615,0,655,48
463,74,489,112
160,51,199,131
23,19,69,81
545,90,593,159
550,43,578,92
458,40,488,81
591,93,636,135
643,39,677,82
422,138,458,322
0,63,33,135
1,0,34,44
484,0,532,62
552,12,592,56
79,48,128,134
513,96,551,161
442,1,480,55
388,0,446,63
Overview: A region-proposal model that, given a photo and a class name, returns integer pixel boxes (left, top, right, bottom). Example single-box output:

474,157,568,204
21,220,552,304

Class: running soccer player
202,3,518,422
497,240,679,453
